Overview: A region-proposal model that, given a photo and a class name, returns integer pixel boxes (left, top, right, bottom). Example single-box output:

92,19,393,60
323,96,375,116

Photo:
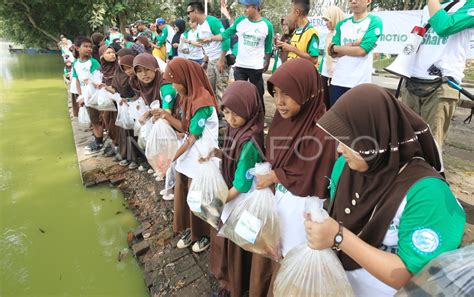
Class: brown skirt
102,111,119,145
172,173,210,239
249,255,277,297
210,228,252,296
187,177,210,241
173,172,191,233
86,106,102,126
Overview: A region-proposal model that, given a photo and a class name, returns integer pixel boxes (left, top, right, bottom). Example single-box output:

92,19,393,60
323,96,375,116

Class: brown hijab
119,55,134,71
317,84,443,270
131,53,163,105
266,58,336,198
112,51,136,98
221,81,265,188
99,45,118,86
91,32,104,61
163,57,218,131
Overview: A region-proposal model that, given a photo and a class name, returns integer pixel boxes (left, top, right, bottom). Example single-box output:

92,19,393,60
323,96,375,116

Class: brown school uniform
164,58,219,241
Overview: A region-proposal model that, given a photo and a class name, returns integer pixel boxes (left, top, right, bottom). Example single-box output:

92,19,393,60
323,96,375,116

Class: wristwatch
332,221,344,251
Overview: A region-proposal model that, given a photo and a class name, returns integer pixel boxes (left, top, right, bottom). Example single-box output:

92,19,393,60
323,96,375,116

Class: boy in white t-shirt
188,1,231,106
203,0,274,99
72,36,104,155
328,0,382,107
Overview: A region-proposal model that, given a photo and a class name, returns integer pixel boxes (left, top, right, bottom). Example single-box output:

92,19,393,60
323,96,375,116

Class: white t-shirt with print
331,14,383,88
411,0,473,83
222,16,274,70
197,16,227,61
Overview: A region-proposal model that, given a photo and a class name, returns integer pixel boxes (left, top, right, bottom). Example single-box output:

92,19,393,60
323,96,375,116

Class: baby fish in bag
187,161,229,229
273,199,354,297
218,162,282,261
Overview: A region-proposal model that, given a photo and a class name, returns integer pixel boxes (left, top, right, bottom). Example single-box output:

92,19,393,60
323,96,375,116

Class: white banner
310,10,474,58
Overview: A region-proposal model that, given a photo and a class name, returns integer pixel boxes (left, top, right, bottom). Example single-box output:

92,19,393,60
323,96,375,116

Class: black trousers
233,66,265,100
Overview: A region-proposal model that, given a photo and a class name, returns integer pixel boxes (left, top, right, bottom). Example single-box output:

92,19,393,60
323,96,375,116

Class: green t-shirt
156,25,170,46
329,156,465,274
189,106,214,137
429,1,474,37
232,141,262,193
160,83,177,110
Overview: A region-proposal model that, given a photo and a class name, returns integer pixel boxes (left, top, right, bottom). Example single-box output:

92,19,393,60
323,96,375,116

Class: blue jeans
329,85,351,107
189,58,204,65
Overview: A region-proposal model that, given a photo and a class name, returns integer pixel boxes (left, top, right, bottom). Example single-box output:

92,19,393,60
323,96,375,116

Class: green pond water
0,42,148,297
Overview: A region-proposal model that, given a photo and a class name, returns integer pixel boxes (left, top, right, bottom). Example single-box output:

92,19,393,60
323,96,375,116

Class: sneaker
84,142,104,155
104,147,115,157
147,168,154,174
128,162,139,170
192,236,210,253
84,141,96,151
119,160,130,166
162,193,174,201
138,163,149,172
176,229,192,249
155,175,164,182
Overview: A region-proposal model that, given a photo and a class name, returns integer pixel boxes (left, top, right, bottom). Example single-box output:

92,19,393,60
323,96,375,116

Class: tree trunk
16,0,59,44
118,13,126,35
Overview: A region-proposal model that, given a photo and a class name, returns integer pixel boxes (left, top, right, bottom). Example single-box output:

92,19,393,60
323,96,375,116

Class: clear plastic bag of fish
82,71,103,107
273,199,354,297
115,102,134,130
128,97,149,121
138,119,153,150
94,89,118,111
218,162,282,261
396,244,474,297
78,106,91,127
187,161,229,229
145,119,179,177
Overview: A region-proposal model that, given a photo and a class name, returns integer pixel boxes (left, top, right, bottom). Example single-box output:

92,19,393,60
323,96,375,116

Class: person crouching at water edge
306,84,465,296
162,57,220,253
252,58,337,296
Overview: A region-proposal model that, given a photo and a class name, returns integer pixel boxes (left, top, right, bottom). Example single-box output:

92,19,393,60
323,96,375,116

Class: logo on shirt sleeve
374,28,381,36
220,28,225,33
245,169,254,180
411,228,440,253
198,118,206,127
468,8,474,16
165,95,172,102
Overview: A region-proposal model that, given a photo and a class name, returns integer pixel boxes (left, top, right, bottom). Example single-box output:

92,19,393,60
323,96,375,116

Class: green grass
373,57,395,70
373,57,474,81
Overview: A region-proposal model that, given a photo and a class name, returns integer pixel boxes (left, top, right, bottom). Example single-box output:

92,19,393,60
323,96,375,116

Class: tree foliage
0,0,428,48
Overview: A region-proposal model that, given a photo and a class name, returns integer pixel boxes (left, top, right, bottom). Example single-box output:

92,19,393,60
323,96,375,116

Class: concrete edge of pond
67,98,218,296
